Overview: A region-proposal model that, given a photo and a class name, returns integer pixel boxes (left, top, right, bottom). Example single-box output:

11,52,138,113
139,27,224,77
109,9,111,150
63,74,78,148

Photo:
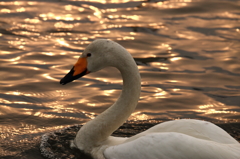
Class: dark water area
0,0,240,158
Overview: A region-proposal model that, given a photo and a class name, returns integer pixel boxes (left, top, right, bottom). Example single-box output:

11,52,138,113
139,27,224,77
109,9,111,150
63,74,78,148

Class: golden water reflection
0,1,240,156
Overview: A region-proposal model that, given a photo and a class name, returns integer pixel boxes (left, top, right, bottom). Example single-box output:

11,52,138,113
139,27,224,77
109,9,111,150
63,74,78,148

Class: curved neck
75,56,141,153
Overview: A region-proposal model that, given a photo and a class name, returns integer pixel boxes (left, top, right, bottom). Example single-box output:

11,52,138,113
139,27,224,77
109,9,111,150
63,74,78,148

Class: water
0,0,240,158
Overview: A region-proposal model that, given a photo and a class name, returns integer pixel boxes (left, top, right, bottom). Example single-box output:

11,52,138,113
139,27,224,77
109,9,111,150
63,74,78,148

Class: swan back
104,132,240,159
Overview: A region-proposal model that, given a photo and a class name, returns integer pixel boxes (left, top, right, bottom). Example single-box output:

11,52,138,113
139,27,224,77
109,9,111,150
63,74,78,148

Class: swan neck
75,54,141,154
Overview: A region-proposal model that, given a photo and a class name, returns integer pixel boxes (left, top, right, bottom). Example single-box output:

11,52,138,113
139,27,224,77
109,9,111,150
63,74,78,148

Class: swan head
60,39,133,85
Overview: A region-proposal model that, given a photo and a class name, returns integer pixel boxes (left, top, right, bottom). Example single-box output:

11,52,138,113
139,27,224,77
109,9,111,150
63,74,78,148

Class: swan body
60,39,240,159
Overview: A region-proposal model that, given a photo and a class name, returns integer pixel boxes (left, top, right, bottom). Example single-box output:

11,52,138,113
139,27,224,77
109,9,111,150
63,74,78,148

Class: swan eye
86,53,91,57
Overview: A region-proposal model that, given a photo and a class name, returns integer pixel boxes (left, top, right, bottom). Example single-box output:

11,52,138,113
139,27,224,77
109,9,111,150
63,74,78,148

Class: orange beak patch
60,57,90,85
73,57,89,76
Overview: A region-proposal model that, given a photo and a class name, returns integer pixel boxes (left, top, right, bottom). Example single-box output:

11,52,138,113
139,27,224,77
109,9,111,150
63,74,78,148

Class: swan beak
60,57,90,85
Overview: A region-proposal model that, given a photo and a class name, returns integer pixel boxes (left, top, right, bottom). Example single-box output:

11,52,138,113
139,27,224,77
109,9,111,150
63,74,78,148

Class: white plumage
60,39,240,159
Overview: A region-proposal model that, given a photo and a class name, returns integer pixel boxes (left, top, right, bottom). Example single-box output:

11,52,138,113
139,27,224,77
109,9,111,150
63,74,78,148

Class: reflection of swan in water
60,39,240,159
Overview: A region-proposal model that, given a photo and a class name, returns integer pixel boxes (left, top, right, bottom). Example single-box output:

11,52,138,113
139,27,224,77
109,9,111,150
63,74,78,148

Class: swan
60,39,240,159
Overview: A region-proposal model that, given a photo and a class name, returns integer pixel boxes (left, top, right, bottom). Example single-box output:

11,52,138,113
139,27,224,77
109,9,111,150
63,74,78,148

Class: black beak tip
60,80,67,85
59,79,70,85
59,67,75,85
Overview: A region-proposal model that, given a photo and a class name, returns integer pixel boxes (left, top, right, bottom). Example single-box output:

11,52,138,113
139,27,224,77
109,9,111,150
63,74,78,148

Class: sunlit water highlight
0,0,240,157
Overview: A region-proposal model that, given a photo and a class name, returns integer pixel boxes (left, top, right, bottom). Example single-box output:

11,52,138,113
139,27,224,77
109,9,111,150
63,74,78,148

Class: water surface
0,0,240,157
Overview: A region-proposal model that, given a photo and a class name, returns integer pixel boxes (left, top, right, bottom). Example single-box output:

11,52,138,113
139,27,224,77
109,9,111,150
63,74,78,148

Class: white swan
60,39,240,159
